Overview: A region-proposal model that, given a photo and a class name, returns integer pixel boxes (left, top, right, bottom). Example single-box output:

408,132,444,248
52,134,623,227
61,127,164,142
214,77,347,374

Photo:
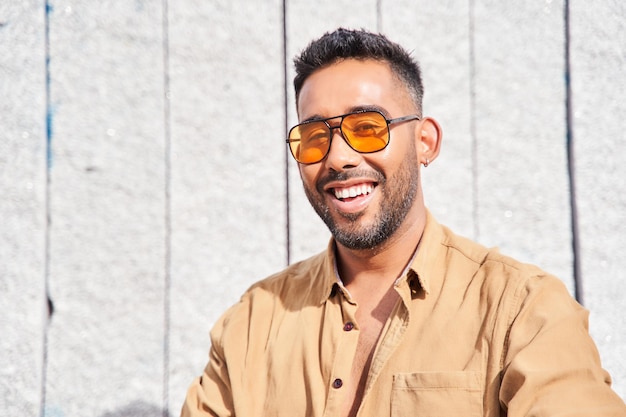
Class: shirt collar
319,240,341,304
319,209,443,303
406,209,445,296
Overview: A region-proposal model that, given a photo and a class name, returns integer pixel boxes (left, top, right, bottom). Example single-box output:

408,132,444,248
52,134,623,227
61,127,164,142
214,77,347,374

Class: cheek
384,132,418,165
367,144,408,174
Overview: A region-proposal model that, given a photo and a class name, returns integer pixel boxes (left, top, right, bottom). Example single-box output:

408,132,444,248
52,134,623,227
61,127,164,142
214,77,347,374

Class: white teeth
334,184,373,200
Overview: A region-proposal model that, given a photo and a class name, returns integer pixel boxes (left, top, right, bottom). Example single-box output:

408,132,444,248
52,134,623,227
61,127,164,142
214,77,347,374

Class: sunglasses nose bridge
323,118,347,146
327,124,342,138
330,114,353,137
322,122,364,169
325,116,343,132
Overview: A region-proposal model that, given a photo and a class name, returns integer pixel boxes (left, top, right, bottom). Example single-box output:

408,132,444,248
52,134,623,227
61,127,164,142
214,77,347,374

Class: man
182,28,625,416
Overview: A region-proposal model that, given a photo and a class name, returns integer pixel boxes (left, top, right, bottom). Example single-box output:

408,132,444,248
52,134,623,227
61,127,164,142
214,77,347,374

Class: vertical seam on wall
282,0,291,266
41,1,52,416
564,0,583,304
376,0,382,32
469,0,479,240
162,0,172,414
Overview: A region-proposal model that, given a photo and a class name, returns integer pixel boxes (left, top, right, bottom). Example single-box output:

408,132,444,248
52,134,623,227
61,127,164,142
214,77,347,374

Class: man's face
296,59,424,250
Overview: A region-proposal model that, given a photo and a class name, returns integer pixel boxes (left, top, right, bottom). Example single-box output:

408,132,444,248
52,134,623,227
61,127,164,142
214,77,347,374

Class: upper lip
323,178,377,193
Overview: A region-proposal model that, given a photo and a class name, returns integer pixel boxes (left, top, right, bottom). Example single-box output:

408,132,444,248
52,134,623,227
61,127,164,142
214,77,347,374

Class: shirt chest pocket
391,371,483,417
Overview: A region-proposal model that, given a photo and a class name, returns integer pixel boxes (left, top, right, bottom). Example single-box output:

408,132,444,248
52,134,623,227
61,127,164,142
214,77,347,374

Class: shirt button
333,378,343,389
343,322,354,331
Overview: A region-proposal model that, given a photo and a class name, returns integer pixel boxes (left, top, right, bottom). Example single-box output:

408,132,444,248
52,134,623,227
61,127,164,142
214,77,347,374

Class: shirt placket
360,279,412,410
321,291,360,417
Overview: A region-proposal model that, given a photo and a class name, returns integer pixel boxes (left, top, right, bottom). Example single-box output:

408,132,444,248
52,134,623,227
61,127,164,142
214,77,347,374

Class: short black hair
293,28,424,114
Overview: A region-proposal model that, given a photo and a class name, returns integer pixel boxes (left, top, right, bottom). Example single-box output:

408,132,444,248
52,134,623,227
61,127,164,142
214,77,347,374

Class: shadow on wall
99,401,172,417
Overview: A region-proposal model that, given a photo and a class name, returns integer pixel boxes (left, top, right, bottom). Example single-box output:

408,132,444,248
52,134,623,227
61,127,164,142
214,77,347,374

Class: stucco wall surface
1,1,624,416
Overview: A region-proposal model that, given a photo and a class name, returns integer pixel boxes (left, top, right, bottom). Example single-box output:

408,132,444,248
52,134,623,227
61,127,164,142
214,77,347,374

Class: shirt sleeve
180,315,235,417
499,272,626,416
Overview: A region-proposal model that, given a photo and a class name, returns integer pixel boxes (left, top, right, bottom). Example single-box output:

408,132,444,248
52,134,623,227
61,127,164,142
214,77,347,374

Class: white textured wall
1,1,624,416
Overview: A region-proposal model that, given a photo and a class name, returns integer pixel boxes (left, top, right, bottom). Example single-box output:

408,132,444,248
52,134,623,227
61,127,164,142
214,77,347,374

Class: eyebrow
300,105,391,124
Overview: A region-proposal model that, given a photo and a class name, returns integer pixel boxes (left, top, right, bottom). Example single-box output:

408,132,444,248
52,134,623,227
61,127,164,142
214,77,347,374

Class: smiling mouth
332,183,375,201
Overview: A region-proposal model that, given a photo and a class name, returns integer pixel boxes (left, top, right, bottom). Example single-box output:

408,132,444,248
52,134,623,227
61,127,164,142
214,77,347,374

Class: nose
324,125,362,171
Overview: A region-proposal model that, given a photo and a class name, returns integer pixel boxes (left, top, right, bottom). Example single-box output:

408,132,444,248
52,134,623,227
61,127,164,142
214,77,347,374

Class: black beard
303,153,420,251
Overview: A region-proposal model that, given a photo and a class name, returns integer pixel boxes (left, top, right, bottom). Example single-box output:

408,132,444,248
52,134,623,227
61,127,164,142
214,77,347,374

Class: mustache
316,168,386,191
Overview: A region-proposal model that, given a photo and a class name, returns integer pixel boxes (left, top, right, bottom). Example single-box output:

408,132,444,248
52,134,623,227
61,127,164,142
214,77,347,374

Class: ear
416,117,442,166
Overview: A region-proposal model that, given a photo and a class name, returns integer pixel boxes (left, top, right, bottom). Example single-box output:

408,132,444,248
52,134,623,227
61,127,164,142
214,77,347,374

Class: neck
335,209,426,291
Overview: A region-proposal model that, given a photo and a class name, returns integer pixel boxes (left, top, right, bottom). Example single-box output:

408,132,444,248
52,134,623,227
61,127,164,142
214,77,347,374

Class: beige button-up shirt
182,211,625,416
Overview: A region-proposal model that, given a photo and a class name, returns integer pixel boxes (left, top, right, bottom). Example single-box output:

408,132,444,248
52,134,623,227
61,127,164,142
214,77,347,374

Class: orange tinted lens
288,122,330,163
342,112,389,152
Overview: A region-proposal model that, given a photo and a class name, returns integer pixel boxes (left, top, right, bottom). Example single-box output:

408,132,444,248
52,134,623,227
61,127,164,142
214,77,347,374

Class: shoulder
244,249,330,304
436,221,575,314
210,249,331,344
